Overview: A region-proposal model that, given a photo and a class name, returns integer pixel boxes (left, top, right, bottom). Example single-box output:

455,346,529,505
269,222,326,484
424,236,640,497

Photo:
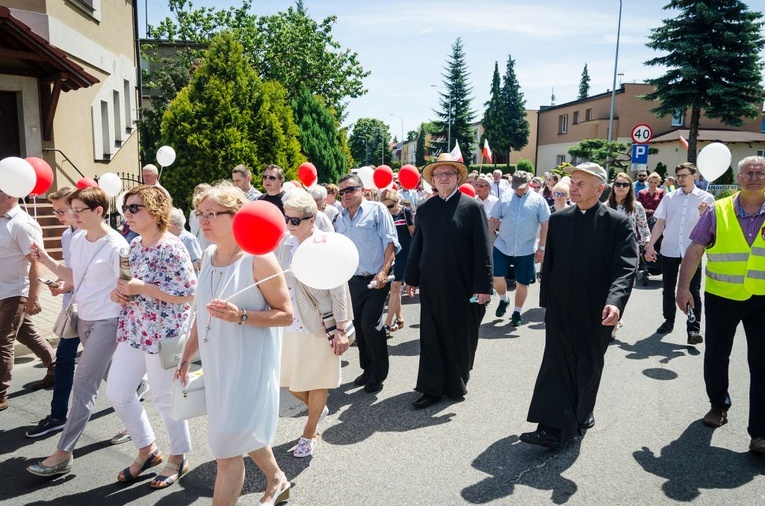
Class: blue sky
140,1,764,140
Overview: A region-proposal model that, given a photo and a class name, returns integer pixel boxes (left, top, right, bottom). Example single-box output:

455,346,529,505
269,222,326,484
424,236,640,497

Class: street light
431,84,452,151
390,114,404,164
606,0,623,175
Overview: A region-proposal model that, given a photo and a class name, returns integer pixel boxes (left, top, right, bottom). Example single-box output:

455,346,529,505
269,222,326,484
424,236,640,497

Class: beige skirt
280,331,341,392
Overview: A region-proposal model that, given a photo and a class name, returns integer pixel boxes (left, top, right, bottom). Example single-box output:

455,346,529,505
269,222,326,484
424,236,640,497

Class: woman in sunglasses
106,185,196,489
276,191,352,458
380,189,414,336
27,187,129,477
549,182,572,213
607,173,651,248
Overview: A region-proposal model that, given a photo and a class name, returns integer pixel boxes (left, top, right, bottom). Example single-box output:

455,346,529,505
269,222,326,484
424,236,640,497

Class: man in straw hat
520,162,637,449
405,153,493,409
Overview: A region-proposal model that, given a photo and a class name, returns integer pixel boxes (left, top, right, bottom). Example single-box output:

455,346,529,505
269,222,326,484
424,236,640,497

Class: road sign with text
632,144,649,164
631,124,653,144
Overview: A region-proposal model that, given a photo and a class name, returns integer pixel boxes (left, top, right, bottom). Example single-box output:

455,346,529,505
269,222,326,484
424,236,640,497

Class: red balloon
373,165,394,189
458,183,476,197
26,157,54,196
297,162,317,187
398,164,420,189
76,178,98,189
392,183,399,191
232,201,286,255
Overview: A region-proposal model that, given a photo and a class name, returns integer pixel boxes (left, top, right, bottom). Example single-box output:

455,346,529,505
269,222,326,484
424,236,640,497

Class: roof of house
652,129,765,144
0,6,99,92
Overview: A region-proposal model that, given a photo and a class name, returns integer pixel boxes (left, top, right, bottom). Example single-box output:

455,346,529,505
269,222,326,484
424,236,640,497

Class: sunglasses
122,203,145,214
262,175,278,181
195,210,234,221
285,215,312,226
553,192,568,198
613,182,631,188
475,183,490,188
385,203,396,209
338,186,361,196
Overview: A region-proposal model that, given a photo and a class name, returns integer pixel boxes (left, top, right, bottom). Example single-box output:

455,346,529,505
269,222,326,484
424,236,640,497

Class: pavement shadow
634,421,765,501
462,434,582,504
387,338,420,357
613,332,700,365
0,424,40,453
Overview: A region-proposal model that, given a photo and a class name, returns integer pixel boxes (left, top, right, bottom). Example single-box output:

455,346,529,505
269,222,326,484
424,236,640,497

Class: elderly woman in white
276,191,352,458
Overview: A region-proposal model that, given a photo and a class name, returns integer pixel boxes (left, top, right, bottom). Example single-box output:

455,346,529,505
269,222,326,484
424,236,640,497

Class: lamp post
431,84,452,152
606,0,623,175
390,114,404,165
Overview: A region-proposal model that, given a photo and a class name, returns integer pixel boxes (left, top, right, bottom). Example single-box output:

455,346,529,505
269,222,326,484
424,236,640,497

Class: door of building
0,91,21,158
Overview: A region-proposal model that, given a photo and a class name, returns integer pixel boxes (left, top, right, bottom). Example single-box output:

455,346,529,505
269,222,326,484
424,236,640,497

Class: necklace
202,245,241,343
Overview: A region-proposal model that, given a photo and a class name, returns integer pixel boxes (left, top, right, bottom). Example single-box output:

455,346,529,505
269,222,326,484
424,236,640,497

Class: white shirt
491,179,510,198
654,186,715,257
322,205,339,224
478,194,498,220
0,206,43,299
315,210,334,233
69,229,127,320
61,227,84,307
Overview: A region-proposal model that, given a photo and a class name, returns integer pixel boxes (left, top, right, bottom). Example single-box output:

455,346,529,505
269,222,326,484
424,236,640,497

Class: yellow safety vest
705,194,765,301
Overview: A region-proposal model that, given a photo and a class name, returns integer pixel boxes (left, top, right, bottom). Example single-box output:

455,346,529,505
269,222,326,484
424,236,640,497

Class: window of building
123,80,132,134
556,155,566,165
758,150,765,157
112,91,122,146
671,108,684,127
559,114,568,134
100,100,110,159
585,108,593,121
573,111,580,125
761,119,765,133
68,0,101,21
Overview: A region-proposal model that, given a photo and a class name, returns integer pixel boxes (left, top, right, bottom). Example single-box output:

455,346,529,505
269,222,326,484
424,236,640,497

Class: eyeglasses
553,192,568,198
675,173,692,179
612,182,631,188
284,215,312,226
69,207,94,216
195,210,234,221
531,185,542,189
121,204,145,214
385,203,396,209
338,186,361,196
52,209,67,217
262,175,278,181
432,171,458,179
739,171,765,180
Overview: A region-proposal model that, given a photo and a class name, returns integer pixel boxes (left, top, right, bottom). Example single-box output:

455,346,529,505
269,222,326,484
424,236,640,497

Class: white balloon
0,157,36,197
357,166,376,189
116,190,128,217
156,145,176,167
422,179,432,194
291,232,359,290
98,172,122,197
696,142,731,183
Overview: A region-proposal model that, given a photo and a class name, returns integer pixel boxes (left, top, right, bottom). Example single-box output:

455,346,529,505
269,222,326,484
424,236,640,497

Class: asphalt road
2,274,763,505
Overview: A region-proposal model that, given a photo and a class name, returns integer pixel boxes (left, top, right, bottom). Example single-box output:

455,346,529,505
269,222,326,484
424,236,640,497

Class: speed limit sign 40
631,124,653,144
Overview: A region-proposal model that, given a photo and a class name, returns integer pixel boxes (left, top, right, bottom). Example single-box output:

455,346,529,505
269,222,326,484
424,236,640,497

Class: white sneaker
293,437,317,458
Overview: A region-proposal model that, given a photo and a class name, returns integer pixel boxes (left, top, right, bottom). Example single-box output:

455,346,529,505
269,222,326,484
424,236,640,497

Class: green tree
517,158,534,173
568,139,659,177
431,38,476,158
415,124,427,167
348,118,393,167
159,32,302,208
498,55,529,161
644,0,765,163
578,63,591,100
481,62,504,165
291,88,346,183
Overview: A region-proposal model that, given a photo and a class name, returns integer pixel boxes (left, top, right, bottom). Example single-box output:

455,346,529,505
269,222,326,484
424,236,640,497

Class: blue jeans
50,337,80,420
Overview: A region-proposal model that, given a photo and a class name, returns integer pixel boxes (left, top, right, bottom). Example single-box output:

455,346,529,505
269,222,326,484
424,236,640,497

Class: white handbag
169,370,206,421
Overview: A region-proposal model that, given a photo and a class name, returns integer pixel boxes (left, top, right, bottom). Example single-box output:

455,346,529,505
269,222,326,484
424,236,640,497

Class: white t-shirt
61,227,84,307
654,186,715,258
322,205,340,223
315,210,334,233
478,194,498,220
69,228,127,320
0,206,43,299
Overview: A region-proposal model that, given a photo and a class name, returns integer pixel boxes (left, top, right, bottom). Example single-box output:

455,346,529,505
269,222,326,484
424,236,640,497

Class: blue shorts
493,250,535,285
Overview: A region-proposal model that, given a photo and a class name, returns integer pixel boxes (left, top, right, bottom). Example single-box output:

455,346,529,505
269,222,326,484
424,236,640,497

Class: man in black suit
520,162,638,449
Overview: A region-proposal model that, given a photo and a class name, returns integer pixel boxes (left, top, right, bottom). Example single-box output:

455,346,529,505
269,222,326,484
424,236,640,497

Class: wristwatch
238,309,248,325
538,245,546,251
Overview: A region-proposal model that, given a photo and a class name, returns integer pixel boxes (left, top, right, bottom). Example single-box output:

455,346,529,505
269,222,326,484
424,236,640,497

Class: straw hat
422,153,468,185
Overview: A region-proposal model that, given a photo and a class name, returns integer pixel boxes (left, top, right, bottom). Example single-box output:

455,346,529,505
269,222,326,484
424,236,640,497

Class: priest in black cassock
520,162,637,449
405,153,493,410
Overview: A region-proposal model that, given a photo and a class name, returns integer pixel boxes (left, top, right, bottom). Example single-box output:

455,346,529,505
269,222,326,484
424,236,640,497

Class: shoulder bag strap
63,237,111,312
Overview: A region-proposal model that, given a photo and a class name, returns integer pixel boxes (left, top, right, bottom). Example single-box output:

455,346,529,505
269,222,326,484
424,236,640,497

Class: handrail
42,148,86,180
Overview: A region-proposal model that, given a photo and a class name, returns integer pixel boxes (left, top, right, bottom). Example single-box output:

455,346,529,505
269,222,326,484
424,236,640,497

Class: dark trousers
703,292,765,438
50,336,81,420
660,255,701,333
348,276,390,385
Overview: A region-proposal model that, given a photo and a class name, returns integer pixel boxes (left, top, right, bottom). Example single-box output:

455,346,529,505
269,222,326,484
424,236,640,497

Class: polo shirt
0,205,43,299
490,189,550,257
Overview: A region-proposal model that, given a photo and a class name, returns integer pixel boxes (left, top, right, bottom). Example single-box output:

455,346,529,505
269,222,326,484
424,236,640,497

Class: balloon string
223,269,290,302
32,195,37,220
23,199,29,215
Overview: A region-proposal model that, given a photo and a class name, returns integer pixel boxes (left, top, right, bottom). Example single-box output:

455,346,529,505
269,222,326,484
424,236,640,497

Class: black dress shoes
519,428,563,450
353,373,369,386
363,382,383,394
581,412,595,430
412,393,441,409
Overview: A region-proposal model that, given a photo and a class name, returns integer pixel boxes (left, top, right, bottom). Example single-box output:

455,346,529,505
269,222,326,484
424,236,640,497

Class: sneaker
293,437,317,458
510,311,524,327
110,429,131,445
656,320,674,334
136,379,150,401
495,299,510,318
687,332,703,345
25,416,66,438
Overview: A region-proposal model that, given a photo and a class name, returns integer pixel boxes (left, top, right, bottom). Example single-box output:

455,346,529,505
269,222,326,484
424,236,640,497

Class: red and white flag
449,140,463,162
482,139,493,163
679,135,689,150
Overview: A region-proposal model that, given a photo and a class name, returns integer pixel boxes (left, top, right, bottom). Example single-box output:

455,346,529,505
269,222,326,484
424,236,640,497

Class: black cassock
405,192,493,398
529,202,637,439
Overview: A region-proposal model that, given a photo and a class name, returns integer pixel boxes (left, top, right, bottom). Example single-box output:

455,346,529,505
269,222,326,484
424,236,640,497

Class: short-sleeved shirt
654,186,715,257
61,227,84,307
69,228,127,320
117,235,196,353
690,194,765,248
490,190,550,256
479,195,498,220
637,188,664,215
0,205,43,299
334,200,400,276
258,191,286,214
245,186,262,201
178,229,202,265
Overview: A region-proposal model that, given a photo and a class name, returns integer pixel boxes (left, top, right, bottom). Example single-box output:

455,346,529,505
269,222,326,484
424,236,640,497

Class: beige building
535,83,764,175
0,1,140,188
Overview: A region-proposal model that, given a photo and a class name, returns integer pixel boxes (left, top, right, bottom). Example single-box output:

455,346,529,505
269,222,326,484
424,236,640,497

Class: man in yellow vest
677,155,765,456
